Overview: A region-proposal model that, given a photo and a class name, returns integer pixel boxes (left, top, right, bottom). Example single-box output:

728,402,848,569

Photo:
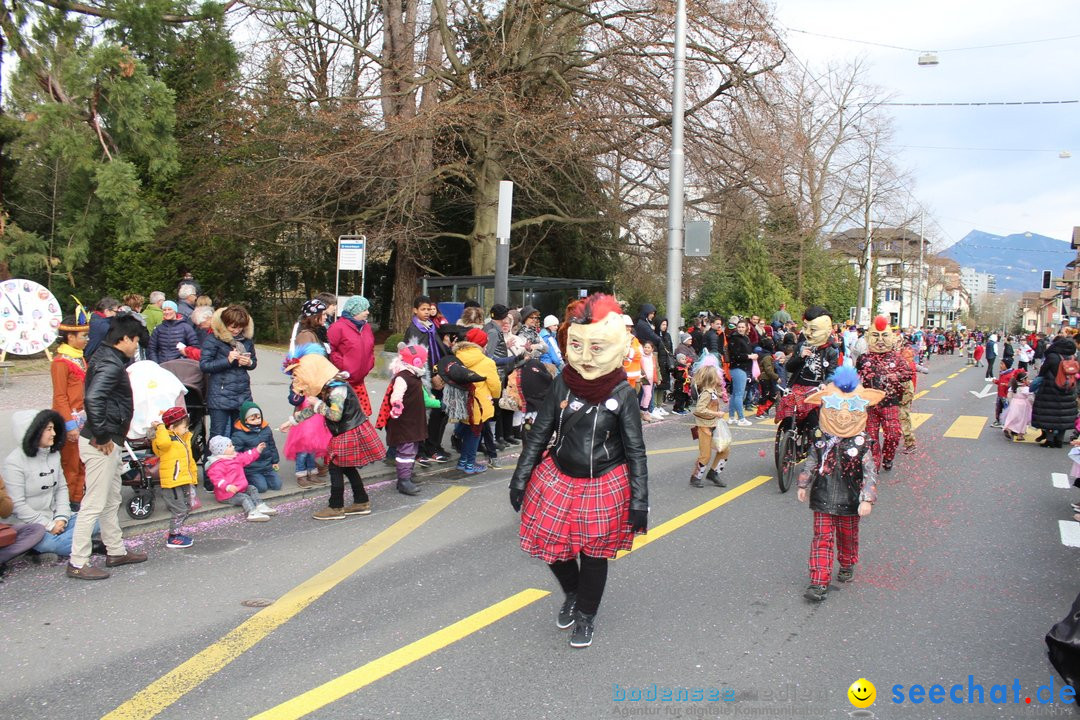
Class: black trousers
328,465,369,508
548,553,609,616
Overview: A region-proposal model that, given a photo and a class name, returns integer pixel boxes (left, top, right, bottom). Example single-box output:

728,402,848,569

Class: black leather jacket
510,375,648,512
785,340,839,387
80,345,134,445
798,432,878,516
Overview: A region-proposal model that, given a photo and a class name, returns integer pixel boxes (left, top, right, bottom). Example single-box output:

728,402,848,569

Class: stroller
121,359,209,519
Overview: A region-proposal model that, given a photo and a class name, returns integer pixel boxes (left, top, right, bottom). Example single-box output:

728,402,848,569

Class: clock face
0,279,63,356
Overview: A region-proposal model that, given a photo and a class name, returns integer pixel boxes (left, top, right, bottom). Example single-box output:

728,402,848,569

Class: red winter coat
328,318,375,387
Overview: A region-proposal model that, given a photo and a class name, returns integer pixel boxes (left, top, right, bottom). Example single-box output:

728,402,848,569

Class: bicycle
773,386,818,493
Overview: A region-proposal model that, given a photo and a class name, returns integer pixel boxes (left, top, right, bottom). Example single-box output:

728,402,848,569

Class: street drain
241,598,274,608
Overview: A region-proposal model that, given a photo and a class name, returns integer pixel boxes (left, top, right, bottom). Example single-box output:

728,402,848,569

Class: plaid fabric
519,455,637,563
809,511,860,585
866,404,901,465
327,421,386,468
775,383,817,424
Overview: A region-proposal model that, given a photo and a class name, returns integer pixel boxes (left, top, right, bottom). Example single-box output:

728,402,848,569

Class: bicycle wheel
777,430,798,493
773,421,788,477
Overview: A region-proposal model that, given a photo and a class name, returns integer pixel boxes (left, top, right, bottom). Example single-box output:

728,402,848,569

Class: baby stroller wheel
126,490,155,519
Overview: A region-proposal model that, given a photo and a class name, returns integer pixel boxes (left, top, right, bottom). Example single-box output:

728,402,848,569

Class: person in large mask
777,306,840,432
855,316,914,472
509,294,649,649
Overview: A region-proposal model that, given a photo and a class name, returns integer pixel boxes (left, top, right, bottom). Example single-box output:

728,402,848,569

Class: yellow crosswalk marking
251,589,550,720
944,415,986,439
909,413,932,430
104,487,471,720
616,475,772,558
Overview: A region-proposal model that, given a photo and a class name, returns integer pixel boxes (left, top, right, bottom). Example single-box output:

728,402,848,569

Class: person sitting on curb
206,436,276,522
231,401,281,492
4,410,95,562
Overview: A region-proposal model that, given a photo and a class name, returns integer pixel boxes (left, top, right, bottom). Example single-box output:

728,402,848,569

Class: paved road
2,355,1076,720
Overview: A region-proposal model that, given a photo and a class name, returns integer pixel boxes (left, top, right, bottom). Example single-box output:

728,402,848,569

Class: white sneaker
653,407,668,418
737,418,752,427
246,511,270,522
254,503,278,516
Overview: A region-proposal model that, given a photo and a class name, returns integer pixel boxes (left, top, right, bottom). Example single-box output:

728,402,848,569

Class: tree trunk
469,157,504,275
392,247,419,332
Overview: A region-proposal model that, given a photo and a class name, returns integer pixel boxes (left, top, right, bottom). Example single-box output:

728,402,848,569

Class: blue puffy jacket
200,310,257,410
149,318,199,363
230,420,279,474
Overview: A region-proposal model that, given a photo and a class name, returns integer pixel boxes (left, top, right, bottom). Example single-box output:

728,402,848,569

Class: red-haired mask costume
509,293,649,647
855,316,914,470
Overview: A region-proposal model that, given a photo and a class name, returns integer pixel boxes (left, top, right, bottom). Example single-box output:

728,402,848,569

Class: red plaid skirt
519,455,637,563
775,384,817,425
326,421,385,468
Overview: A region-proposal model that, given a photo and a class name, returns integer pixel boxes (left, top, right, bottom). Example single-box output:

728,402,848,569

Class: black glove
510,487,525,513
628,508,648,533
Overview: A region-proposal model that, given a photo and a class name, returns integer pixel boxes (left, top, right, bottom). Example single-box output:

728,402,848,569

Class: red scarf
562,365,627,405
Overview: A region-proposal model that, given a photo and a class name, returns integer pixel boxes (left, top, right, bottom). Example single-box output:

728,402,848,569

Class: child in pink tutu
284,391,331,487
1002,370,1033,440
282,343,331,488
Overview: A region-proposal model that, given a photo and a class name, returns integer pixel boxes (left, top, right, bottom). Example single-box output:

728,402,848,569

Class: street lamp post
664,0,687,331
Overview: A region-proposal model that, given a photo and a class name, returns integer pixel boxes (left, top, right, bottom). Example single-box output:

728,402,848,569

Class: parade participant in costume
777,306,839,434
510,294,649,649
51,302,90,509
796,365,884,602
281,354,385,520
856,317,914,471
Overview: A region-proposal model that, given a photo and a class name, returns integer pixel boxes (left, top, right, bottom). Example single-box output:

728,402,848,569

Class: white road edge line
1059,520,1080,548
1053,473,1071,489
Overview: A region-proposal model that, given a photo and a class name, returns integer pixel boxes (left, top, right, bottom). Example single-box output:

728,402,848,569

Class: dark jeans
208,408,239,454
422,388,448,457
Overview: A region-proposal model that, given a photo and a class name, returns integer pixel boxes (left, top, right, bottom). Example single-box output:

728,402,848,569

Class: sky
771,0,1080,253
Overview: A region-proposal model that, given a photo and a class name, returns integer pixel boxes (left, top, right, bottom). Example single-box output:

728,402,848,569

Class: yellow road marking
947,373,959,378
931,380,947,388
944,415,987,439
914,390,928,400
616,475,772,558
958,367,969,373
909,413,932,430
105,487,471,720
251,589,550,720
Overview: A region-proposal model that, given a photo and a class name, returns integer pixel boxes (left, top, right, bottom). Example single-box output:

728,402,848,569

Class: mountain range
941,230,1074,293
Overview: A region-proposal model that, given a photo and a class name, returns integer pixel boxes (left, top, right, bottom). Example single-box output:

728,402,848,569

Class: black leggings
328,464,369,508
548,553,609,616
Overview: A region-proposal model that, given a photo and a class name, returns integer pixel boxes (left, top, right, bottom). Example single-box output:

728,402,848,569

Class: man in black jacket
67,315,149,580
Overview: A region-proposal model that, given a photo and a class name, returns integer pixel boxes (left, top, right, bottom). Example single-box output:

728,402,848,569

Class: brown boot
106,550,148,567
343,502,371,516
306,469,327,486
312,507,345,521
316,463,329,477
296,474,314,488
67,563,110,580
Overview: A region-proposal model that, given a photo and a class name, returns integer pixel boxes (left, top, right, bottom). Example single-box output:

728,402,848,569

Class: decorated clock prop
0,279,63,357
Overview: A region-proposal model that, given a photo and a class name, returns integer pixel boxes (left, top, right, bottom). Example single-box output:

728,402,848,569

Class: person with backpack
1032,335,1079,448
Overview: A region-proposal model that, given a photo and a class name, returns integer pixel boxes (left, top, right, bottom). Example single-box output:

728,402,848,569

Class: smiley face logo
848,678,876,708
